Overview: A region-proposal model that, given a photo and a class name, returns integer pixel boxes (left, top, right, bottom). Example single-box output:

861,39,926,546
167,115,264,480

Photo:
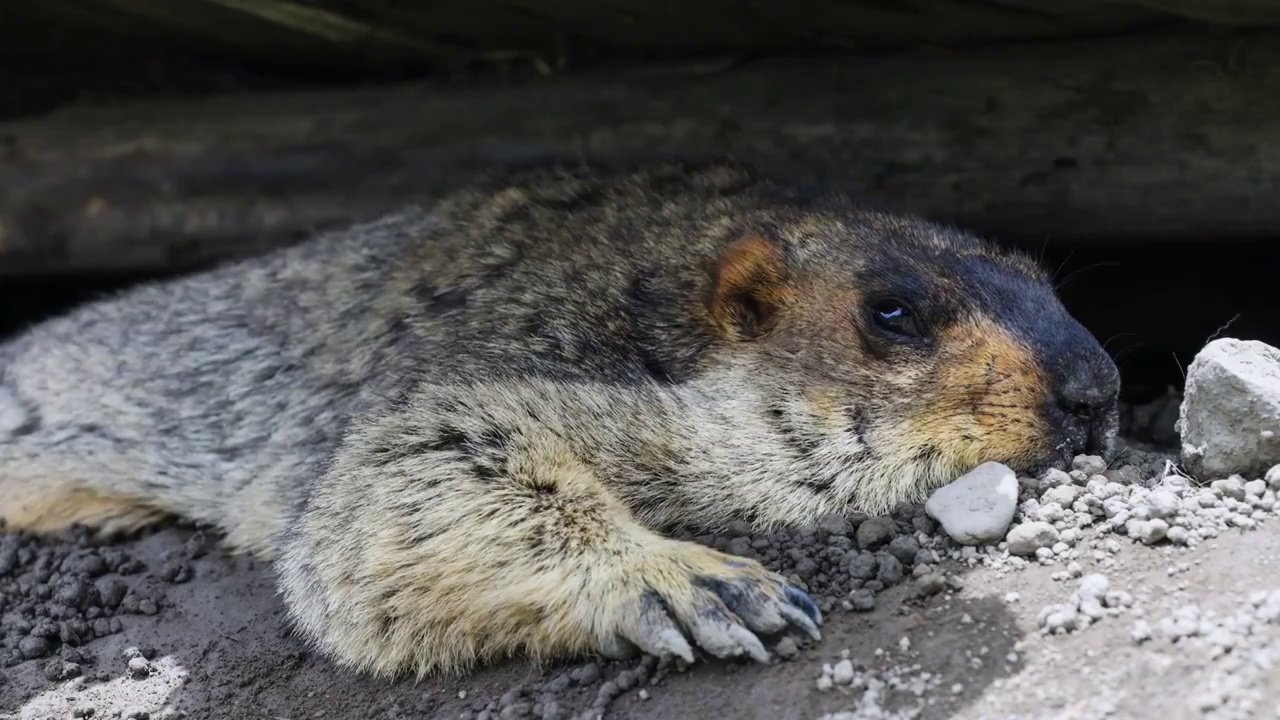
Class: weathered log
2,29,1279,277
9,0,1280,75
0,0,1189,74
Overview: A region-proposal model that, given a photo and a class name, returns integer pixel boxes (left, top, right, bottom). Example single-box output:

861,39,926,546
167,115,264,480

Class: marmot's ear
708,233,795,341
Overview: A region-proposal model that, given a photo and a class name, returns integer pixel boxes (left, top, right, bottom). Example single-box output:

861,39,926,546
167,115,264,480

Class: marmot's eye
870,301,920,337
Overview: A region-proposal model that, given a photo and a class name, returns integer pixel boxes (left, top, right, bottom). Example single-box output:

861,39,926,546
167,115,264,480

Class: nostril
1068,402,1094,418
1057,387,1114,420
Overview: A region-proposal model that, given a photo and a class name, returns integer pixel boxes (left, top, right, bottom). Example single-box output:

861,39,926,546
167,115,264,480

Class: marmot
0,158,1119,677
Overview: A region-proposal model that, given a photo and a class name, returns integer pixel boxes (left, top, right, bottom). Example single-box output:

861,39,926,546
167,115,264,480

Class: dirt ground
3,434,1278,720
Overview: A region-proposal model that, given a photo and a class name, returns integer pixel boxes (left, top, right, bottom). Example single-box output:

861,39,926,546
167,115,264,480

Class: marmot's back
0,209,429,552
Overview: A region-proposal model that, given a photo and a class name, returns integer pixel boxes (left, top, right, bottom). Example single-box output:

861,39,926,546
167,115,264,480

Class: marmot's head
704,203,1118,516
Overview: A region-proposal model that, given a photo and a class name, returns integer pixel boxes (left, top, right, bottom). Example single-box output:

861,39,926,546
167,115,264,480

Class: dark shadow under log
2,29,1278,277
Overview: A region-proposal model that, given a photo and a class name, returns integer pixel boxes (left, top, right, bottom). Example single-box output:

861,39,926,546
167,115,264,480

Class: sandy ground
3,439,1279,720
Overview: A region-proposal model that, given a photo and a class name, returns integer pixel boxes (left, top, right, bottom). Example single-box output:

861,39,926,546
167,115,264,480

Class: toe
617,591,695,663
597,633,639,660
695,575,788,635
684,606,767,662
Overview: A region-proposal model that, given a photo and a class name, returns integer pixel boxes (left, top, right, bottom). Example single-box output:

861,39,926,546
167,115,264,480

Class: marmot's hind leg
0,388,167,536
0,473,166,536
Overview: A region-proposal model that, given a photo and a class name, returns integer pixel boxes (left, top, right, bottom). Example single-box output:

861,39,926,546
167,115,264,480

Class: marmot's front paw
596,540,822,664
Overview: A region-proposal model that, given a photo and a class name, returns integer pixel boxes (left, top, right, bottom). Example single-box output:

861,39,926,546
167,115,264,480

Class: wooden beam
2,30,1278,276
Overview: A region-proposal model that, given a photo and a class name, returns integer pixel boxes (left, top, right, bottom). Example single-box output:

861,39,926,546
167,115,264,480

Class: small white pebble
127,657,151,678
832,659,855,685
1266,464,1280,490
1076,573,1110,600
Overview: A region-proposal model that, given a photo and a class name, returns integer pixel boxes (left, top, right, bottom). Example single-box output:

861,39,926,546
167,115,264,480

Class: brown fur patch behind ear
708,234,795,340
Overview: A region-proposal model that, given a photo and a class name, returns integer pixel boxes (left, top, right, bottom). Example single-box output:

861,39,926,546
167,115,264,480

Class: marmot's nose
1054,356,1120,455
1056,375,1116,420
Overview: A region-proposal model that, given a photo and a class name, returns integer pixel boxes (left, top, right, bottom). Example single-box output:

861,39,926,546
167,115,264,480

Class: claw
780,604,822,642
726,624,771,664
785,585,823,626
688,618,768,662
650,627,695,664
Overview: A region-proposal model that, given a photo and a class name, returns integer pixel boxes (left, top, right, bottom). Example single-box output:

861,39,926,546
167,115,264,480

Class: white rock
1074,573,1111,600
1006,522,1060,556
1040,468,1073,487
925,462,1018,545
127,656,151,678
1043,485,1084,507
831,659,855,685
1036,502,1066,523
1078,598,1105,621
1179,338,1280,478
1160,605,1203,641
1266,464,1280,491
1211,476,1247,501
1072,455,1108,476
1132,518,1170,545
1195,491,1220,508
1146,489,1181,519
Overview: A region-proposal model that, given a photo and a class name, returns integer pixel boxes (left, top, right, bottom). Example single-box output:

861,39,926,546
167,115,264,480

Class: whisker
1054,261,1123,291
1102,332,1141,353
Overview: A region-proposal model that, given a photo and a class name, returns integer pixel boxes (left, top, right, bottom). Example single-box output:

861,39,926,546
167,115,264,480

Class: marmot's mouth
1020,404,1121,477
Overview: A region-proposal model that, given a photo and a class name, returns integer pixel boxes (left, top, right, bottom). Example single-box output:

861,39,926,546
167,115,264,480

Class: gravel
0,525,163,669
814,644,943,720
1133,591,1280,720
1034,573,1129,634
